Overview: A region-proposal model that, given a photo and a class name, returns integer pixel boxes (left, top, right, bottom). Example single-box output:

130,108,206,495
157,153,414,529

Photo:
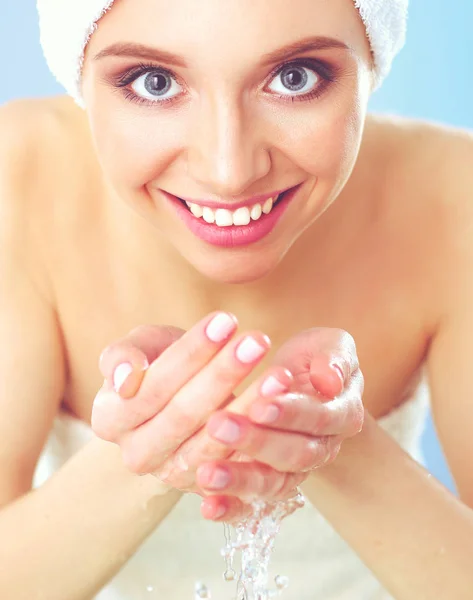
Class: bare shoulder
365,113,473,324
0,94,84,146
0,94,94,177
385,114,473,255
0,94,93,194
366,112,473,216
0,95,94,300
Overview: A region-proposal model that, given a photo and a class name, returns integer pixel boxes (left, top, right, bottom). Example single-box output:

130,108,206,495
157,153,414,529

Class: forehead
86,0,371,68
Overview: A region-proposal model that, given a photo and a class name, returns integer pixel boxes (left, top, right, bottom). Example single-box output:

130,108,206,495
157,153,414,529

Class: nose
186,96,271,197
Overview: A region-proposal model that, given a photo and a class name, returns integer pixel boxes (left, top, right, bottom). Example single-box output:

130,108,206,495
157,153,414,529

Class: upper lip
164,187,295,211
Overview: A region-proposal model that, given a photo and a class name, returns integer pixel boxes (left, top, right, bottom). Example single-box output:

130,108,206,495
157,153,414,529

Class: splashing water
194,491,305,600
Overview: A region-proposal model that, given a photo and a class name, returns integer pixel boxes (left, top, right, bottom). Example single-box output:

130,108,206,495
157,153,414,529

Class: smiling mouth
175,189,290,227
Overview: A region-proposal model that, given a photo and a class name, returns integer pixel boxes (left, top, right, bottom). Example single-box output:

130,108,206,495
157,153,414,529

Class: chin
187,248,284,285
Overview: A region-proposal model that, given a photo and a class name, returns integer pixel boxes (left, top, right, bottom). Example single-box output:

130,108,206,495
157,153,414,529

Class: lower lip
161,186,298,248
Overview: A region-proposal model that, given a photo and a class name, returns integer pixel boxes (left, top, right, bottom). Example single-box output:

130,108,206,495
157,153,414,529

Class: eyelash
113,59,336,108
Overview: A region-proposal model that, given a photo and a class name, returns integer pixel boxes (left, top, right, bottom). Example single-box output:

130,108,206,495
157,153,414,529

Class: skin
93,318,364,520
79,0,372,517
81,0,373,283
15,0,445,513
3,0,473,596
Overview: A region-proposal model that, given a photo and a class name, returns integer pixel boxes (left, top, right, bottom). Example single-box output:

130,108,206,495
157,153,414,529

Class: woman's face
82,0,373,283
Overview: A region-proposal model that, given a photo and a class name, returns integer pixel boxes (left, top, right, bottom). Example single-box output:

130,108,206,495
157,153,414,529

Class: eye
131,69,183,102
268,64,320,97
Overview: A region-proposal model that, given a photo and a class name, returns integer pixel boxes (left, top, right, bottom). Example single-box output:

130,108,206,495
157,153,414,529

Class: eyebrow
261,36,351,66
93,35,351,68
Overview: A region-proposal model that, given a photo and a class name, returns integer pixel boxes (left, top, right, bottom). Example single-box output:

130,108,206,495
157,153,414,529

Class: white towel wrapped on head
37,0,408,108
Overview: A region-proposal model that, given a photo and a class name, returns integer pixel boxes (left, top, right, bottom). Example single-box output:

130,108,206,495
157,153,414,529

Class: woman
1,0,473,598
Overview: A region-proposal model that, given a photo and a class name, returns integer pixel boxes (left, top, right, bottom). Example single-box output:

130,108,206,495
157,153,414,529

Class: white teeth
262,197,274,214
202,207,215,223
233,207,251,226
189,202,203,218
250,203,262,221
184,194,280,227
215,209,234,227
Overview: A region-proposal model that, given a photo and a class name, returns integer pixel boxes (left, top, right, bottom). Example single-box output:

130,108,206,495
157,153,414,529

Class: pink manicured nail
260,375,288,397
211,418,241,443
113,363,133,393
236,337,266,364
205,313,237,343
250,403,281,424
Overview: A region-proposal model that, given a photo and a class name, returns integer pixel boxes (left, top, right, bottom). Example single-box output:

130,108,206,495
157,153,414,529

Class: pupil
281,67,307,91
144,72,170,96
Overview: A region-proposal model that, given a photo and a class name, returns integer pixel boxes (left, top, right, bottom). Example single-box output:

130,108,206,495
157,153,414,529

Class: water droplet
223,569,236,581
244,558,261,579
176,453,189,472
275,574,289,589
194,582,211,599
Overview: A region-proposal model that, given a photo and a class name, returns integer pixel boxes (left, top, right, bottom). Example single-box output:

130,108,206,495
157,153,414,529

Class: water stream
194,492,305,600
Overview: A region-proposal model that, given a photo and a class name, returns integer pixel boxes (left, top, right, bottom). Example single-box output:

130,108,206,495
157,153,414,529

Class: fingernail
206,313,237,343
208,467,231,489
236,336,267,364
250,403,280,424
113,363,133,393
211,418,241,443
260,375,288,397
330,362,345,390
213,504,227,519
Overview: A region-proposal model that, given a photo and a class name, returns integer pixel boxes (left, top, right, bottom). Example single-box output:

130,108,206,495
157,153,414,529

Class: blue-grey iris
280,66,308,91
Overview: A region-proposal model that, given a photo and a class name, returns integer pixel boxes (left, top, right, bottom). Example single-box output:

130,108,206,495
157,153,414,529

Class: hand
156,362,307,520
188,328,365,520
91,313,294,508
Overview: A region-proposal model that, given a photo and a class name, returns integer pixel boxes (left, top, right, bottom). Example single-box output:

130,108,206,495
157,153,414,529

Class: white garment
33,377,430,600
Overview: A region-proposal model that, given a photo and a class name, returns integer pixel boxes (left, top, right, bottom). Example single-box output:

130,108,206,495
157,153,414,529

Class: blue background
2,1,472,494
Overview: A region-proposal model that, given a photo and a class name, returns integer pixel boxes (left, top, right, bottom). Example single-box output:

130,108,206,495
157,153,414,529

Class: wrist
302,410,377,490
134,472,179,500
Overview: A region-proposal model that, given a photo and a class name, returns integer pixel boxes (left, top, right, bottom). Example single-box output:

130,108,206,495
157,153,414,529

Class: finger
92,312,238,442
271,328,360,399
99,325,186,397
92,325,185,441
309,331,360,398
154,367,293,487
207,412,342,473
196,460,306,502
248,372,364,436
200,494,253,523
309,354,346,399
121,329,272,474
135,312,239,416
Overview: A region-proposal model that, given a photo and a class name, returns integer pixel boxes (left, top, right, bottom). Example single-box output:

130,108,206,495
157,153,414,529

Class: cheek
87,104,186,190
86,86,367,194
272,94,367,183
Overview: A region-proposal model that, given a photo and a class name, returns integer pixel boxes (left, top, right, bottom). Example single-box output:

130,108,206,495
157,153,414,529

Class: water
195,491,305,600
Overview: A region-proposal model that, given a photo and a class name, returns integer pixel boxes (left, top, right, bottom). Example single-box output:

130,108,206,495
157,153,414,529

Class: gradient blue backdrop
2,1,472,494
